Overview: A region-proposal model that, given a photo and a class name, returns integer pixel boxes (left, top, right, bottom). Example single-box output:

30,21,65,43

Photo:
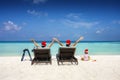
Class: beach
0,55,120,80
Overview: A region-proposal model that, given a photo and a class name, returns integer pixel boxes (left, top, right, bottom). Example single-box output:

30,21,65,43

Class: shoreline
0,54,120,56
0,54,120,58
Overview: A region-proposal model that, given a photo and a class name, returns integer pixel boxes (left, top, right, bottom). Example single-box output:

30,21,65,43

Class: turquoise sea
0,41,120,56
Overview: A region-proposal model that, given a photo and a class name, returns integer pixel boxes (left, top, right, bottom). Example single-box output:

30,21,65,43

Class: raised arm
48,39,55,48
53,38,64,46
31,39,40,48
72,36,84,46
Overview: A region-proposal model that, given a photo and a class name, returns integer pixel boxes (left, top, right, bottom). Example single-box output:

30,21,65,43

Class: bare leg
72,36,84,46
48,39,55,48
31,39,40,48
53,38,64,46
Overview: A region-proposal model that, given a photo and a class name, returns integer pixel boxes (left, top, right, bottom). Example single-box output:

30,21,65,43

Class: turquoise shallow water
0,41,120,56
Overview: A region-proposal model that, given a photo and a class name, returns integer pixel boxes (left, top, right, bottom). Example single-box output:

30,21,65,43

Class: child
81,49,96,62
81,49,90,61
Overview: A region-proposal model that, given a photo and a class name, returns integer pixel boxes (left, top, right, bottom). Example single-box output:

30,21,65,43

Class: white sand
0,55,120,80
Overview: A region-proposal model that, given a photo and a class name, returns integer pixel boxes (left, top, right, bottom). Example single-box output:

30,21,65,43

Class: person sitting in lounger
53,36,84,47
31,39,55,49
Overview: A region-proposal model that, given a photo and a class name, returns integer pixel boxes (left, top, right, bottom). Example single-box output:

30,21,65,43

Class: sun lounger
56,47,78,65
31,48,52,65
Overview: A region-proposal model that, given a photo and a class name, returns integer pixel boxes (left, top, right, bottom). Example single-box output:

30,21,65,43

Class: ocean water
0,41,120,56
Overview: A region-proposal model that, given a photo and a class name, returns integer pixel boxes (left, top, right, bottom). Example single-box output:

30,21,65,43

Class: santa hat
41,41,46,47
66,40,71,45
85,49,88,51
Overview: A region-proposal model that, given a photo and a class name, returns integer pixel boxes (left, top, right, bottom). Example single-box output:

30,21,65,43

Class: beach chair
31,48,52,65
56,47,78,65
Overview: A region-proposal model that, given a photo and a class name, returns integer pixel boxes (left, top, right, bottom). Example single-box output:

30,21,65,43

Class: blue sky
0,0,120,41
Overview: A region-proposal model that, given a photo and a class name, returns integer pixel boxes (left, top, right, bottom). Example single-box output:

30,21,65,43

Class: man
53,36,84,47
31,38,55,49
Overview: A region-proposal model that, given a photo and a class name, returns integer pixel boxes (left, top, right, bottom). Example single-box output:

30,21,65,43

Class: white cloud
3,21,21,31
27,10,48,17
22,22,27,26
113,20,120,24
62,13,99,28
66,13,81,19
96,30,101,34
63,19,99,28
96,28,105,34
33,0,47,4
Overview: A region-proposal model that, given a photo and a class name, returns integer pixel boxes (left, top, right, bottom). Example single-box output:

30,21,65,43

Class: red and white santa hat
66,39,71,45
85,49,88,51
41,41,46,47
